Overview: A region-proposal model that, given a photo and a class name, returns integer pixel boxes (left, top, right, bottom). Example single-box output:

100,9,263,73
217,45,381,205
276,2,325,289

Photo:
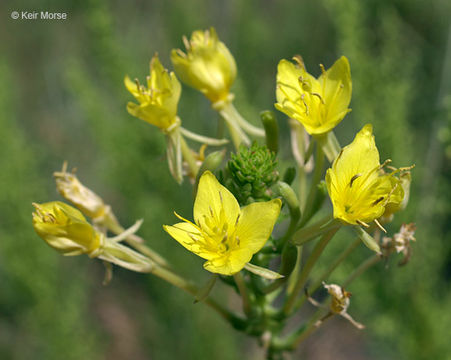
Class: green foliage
0,0,450,358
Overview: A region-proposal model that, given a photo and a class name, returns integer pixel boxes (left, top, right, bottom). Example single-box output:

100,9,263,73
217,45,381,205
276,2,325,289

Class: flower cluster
31,26,416,357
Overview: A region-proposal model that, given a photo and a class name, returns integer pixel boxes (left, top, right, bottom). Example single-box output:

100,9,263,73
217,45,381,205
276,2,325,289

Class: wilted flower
325,124,405,227
382,223,416,265
323,283,351,314
323,282,364,329
32,201,102,256
275,56,352,135
125,54,181,131
171,27,237,104
163,171,281,275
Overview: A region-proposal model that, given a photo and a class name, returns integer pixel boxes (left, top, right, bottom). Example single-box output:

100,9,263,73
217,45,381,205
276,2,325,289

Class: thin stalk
298,166,307,210
315,131,340,163
126,235,170,268
100,213,170,268
180,127,228,146
270,307,328,351
218,102,251,149
283,227,339,315
234,272,252,317
343,254,381,288
295,236,361,308
299,144,325,224
179,134,199,178
150,265,237,323
226,102,265,137
292,215,339,246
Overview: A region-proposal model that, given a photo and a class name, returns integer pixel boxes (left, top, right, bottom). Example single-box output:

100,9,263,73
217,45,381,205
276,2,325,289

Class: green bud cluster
221,142,279,205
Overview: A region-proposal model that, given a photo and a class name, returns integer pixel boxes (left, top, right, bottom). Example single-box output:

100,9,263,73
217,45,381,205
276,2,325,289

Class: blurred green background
1,0,450,359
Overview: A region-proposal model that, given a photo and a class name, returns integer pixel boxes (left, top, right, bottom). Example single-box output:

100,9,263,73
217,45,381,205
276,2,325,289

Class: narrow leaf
194,274,218,303
244,263,284,280
354,226,381,253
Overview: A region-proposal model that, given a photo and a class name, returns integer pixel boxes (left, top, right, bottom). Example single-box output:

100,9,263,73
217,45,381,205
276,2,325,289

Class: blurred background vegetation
0,0,450,359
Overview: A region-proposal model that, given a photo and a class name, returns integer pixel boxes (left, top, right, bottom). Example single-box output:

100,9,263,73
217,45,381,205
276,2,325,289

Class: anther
292,55,305,69
312,92,325,104
372,196,385,206
349,174,362,187
301,94,309,115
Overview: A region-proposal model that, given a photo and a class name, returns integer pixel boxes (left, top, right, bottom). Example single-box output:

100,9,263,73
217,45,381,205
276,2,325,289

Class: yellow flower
163,171,281,275
325,124,401,226
32,201,102,256
275,56,352,135
171,27,237,104
125,54,181,131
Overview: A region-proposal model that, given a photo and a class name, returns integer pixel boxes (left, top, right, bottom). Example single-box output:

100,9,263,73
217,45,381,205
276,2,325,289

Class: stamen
319,63,326,75
372,196,385,206
356,220,370,228
379,159,392,170
235,214,240,226
301,94,309,115
349,174,362,187
292,55,305,69
176,49,187,58
312,92,325,104
182,35,190,50
374,219,387,233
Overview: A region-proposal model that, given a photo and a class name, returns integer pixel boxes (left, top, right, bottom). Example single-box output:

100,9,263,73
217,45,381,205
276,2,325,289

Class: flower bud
32,201,102,256
171,27,236,104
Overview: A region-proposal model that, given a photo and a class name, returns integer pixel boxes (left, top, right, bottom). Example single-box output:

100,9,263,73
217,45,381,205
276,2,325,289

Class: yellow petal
236,198,282,253
319,56,352,122
203,248,253,275
163,222,216,260
330,124,379,190
193,171,240,227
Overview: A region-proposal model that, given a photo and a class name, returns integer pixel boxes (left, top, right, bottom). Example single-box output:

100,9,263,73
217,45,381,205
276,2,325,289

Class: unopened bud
260,110,279,153
32,201,102,256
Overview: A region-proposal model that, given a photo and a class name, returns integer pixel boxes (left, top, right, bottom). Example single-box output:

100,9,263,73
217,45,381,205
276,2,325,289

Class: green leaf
244,263,284,280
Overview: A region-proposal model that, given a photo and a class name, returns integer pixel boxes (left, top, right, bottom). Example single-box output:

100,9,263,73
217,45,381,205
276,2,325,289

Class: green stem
180,127,228,146
234,272,253,317
149,265,239,324
226,102,265,137
179,134,199,178
283,227,339,315
217,102,251,149
292,215,339,246
299,143,325,224
98,212,170,268
343,254,381,288
298,166,307,211
294,236,361,308
271,307,329,351
315,131,340,163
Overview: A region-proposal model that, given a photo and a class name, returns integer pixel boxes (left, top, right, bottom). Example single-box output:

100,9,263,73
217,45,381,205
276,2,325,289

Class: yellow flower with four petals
275,56,352,135
164,171,281,275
